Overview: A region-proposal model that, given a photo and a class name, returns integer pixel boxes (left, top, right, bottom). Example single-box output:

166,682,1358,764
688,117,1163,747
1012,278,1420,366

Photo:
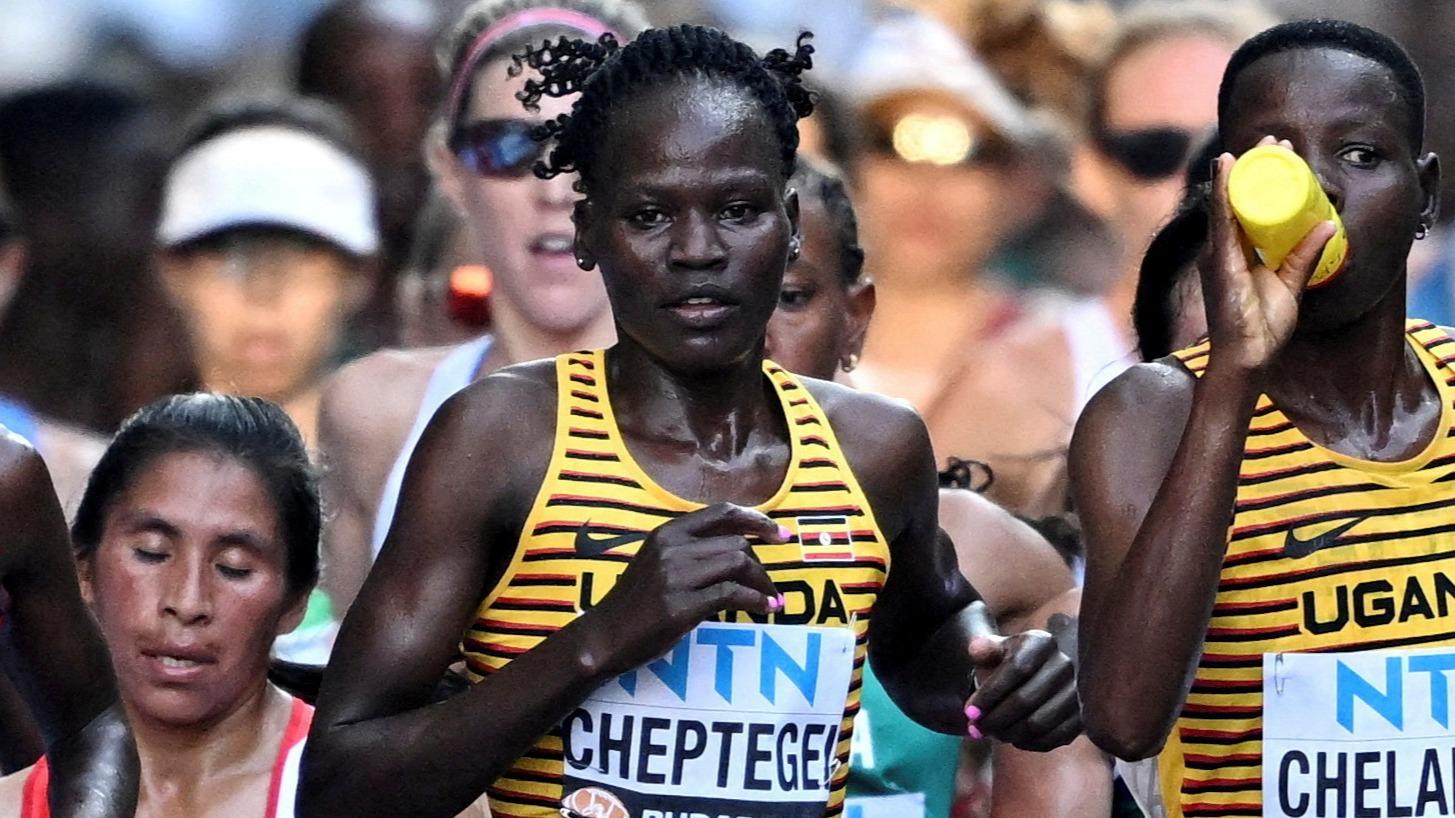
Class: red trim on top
264,696,313,818
20,757,48,818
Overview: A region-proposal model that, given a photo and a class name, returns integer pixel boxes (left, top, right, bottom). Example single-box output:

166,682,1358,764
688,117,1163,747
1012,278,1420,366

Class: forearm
301,619,610,818
43,703,137,818
875,602,979,735
1081,369,1259,758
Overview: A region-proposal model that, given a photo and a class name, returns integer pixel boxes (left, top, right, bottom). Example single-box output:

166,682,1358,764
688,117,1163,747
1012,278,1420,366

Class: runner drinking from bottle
1073,19,1447,817
302,24,1079,818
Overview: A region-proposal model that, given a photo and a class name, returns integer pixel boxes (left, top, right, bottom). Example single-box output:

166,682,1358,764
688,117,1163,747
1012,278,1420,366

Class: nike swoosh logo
1283,516,1368,559
573,524,649,557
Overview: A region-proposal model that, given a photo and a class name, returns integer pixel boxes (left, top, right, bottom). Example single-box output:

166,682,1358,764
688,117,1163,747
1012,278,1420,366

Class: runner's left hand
964,601,1082,751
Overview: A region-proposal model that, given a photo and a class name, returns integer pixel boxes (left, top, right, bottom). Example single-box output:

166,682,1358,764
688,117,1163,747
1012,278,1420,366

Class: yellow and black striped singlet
1154,320,1455,817
463,350,891,818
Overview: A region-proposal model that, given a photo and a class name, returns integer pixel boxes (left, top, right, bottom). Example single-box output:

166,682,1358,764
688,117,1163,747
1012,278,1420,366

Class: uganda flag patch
796,515,854,563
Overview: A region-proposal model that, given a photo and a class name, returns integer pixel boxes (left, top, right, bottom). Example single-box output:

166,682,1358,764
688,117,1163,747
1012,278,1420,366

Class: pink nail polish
776,593,786,609
777,525,793,541
965,704,982,722
967,725,983,740
767,596,782,611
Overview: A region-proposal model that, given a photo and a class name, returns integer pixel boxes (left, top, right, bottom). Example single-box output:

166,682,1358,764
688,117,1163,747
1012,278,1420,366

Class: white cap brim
158,126,379,256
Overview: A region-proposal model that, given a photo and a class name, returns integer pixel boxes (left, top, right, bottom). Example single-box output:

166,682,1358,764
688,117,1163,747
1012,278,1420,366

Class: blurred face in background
162,229,365,403
433,55,610,340
1094,33,1234,257
854,93,1047,288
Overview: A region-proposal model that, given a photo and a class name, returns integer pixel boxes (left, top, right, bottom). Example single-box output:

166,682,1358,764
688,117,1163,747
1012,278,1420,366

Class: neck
606,337,778,463
1268,286,1421,432
129,682,285,801
484,295,616,375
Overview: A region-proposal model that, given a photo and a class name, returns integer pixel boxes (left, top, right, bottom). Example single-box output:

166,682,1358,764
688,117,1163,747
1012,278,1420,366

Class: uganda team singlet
463,350,891,818
1152,321,1455,817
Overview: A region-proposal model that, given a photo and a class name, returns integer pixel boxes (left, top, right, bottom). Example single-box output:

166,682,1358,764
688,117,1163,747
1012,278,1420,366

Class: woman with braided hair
301,25,1079,818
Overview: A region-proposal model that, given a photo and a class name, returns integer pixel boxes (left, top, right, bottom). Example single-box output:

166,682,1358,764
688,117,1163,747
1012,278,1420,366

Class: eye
216,563,253,581
627,208,667,229
132,547,167,564
779,286,815,309
720,202,760,223
1340,145,1381,167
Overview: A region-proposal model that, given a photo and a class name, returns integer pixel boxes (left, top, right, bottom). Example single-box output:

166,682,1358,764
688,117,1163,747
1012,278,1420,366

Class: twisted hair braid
510,24,816,192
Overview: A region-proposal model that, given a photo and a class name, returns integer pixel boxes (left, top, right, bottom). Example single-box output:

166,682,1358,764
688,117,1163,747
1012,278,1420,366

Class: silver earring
1417,222,1430,241
789,239,801,261
840,353,860,373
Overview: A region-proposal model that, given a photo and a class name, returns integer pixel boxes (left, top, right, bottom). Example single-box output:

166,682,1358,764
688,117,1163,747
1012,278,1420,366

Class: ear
785,186,802,252
275,586,312,637
1418,152,1441,231
156,250,192,304
573,199,597,271
843,278,876,363
0,240,26,319
426,123,470,220
76,555,96,608
342,257,376,315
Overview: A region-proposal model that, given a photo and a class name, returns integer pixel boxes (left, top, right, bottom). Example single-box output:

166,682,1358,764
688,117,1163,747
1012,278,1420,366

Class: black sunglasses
449,118,548,178
1095,126,1198,181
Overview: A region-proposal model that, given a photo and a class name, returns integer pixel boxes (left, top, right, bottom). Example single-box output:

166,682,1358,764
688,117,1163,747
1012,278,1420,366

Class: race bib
843,794,925,818
1263,647,1455,818
561,621,855,818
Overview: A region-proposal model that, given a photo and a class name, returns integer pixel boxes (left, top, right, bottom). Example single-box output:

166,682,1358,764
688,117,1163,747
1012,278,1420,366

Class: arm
1070,149,1334,760
840,395,1077,750
989,589,1112,818
300,374,787,818
940,488,1076,627
315,372,383,616
0,441,137,818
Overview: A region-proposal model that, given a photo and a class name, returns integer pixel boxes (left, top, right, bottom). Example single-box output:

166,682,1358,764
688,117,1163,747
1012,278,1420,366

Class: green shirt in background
845,661,961,818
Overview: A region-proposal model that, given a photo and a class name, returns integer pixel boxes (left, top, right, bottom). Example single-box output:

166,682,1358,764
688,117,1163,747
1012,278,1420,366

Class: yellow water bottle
1227,144,1348,288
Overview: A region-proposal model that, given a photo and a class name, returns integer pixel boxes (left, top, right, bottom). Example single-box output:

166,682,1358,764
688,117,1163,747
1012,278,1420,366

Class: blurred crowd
1,0,1453,816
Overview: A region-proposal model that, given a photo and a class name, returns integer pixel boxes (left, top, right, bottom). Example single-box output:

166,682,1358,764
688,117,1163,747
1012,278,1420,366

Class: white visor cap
158,126,379,256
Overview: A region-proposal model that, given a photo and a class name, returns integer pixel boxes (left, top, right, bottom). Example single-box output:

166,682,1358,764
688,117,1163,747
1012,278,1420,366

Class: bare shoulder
320,346,456,446
804,376,927,458
415,358,559,470
1071,358,1196,455
0,433,50,512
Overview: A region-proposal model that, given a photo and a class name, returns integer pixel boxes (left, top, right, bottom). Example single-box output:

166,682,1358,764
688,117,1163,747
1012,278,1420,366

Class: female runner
302,26,1078,818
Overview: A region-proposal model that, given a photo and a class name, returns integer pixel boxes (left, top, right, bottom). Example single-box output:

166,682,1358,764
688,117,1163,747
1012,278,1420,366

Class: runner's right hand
582,502,787,676
1202,136,1337,376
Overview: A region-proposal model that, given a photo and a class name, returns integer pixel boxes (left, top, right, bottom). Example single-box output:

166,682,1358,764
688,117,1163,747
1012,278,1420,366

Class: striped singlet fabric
462,350,892,818
1154,320,1455,817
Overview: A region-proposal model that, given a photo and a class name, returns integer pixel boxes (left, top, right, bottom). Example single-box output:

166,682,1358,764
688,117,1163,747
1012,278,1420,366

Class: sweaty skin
301,73,1078,818
1073,48,1441,759
0,435,137,818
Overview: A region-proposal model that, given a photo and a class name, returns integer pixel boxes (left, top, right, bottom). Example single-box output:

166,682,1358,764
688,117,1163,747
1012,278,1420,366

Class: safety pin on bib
1272,653,1287,696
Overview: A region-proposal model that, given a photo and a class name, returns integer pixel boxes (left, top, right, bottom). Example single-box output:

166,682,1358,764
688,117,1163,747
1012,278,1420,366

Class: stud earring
788,239,802,261
840,353,860,373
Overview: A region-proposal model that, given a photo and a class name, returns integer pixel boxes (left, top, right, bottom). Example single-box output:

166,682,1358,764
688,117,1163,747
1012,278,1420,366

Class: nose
669,211,727,271
160,551,213,626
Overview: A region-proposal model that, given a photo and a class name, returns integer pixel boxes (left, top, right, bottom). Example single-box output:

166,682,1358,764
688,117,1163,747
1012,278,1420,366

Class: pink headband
446,8,615,125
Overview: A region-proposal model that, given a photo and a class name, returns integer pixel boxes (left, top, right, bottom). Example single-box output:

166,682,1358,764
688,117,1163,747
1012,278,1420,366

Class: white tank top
371,335,492,555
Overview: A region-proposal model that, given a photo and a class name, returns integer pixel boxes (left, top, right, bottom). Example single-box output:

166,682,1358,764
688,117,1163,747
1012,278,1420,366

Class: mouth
663,287,741,328
140,646,217,681
529,233,574,256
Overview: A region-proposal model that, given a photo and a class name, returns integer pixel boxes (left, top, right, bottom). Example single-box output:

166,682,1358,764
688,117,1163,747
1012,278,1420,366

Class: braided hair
511,24,816,192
